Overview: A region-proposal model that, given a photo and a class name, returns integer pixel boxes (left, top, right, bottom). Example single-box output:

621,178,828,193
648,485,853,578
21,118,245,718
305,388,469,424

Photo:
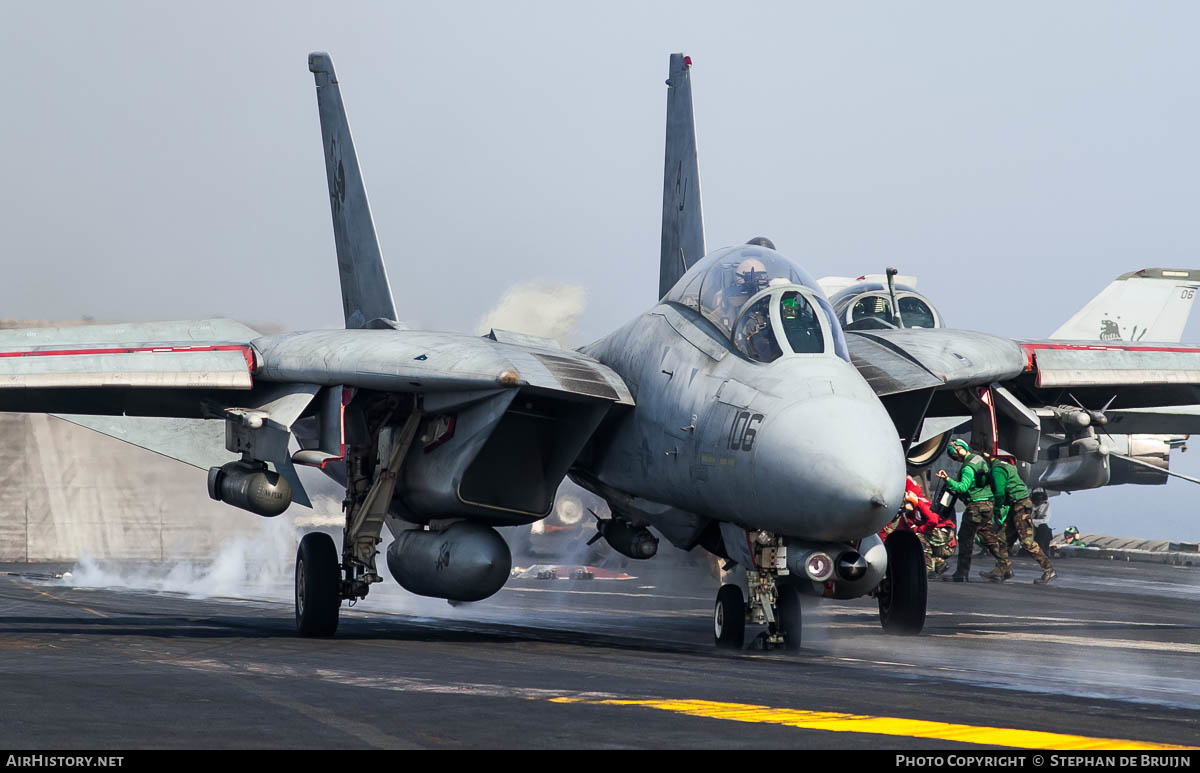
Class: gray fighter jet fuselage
579,246,904,545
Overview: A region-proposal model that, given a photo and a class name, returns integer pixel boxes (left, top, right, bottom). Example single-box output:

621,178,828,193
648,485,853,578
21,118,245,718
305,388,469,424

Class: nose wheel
714,584,746,649
296,532,342,637
774,583,802,651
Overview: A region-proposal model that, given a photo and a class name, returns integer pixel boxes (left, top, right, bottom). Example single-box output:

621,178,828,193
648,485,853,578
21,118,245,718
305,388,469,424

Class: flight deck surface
0,554,1196,750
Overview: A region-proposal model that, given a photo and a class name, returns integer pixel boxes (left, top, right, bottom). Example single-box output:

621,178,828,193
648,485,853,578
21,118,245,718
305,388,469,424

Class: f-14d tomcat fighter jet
5,53,1200,651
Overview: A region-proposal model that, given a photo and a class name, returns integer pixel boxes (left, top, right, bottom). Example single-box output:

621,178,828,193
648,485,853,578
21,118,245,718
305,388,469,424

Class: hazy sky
4,2,1200,539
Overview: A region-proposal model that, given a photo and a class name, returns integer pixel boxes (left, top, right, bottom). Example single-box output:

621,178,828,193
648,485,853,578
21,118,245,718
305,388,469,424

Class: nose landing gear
713,531,803,651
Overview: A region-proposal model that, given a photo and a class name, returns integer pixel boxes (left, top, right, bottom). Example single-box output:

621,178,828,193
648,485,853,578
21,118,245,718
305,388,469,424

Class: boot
1034,570,1057,585
944,572,969,582
979,568,1012,583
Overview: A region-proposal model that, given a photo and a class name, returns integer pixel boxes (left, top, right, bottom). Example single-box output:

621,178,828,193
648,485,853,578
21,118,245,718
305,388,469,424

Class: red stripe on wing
0,344,258,380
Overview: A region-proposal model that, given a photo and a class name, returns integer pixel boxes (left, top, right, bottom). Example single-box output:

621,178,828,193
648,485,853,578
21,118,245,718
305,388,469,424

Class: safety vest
991,459,1031,504
949,453,993,502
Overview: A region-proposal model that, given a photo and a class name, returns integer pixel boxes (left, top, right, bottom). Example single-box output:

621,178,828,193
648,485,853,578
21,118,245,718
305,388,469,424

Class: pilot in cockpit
719,258,769,328
734,258,769,301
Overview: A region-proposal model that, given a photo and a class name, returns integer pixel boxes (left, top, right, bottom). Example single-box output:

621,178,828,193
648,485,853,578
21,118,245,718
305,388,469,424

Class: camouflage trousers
999,498,1054,574
953,500,1006,575
923,526,956,573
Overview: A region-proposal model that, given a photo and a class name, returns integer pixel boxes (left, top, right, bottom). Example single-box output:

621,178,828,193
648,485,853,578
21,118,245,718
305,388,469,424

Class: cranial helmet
735,258,768,290
948,439,970,459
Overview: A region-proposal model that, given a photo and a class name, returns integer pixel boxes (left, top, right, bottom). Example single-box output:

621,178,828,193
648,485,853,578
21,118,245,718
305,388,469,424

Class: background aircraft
815,267,1200,494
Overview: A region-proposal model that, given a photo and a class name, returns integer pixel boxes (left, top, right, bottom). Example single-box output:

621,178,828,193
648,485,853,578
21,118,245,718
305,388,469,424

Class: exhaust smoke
475,282,586,346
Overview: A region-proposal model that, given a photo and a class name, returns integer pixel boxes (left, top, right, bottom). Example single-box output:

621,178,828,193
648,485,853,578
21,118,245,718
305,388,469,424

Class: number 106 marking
729,411,764,451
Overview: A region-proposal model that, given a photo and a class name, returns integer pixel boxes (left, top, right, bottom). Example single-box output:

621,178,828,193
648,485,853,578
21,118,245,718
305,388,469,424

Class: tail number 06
728,412,764,452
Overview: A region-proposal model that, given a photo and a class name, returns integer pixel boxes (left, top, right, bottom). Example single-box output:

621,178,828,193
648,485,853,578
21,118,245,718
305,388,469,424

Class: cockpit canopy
663,245,849,361
828,282,943,330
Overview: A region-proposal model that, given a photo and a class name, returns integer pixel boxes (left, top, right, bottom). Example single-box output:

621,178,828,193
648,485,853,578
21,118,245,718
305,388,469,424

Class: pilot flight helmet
947,438,970,460
733,258,768,302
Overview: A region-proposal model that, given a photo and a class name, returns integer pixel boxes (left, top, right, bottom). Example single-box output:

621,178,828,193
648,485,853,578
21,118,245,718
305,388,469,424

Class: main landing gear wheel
296,532,341,637
714,584,746,650
776,583,802,651
878,530,927,635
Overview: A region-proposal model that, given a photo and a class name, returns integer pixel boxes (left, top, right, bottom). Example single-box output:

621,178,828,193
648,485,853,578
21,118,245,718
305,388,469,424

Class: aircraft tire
714,584,745,649
777,583,802,651
296,532,340,637
878,530,927,635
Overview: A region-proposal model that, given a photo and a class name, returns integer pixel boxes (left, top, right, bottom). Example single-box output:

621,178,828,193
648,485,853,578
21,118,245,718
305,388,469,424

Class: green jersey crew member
937,439,1007,582
986,452,1056,585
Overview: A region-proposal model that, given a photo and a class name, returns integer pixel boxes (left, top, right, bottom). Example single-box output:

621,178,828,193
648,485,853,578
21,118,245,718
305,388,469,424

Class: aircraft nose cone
752,395,906,541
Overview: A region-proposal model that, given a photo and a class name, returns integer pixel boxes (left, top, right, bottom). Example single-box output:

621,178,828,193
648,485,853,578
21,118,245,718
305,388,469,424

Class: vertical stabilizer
309,52,398,329
1050,268,1200,342
659,53,706,300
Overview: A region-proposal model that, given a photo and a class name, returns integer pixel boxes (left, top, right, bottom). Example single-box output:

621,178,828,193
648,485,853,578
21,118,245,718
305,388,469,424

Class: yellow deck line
550,697,1195,750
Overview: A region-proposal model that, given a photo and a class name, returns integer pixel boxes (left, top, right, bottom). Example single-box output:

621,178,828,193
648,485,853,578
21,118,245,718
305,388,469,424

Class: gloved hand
997,505,1009,524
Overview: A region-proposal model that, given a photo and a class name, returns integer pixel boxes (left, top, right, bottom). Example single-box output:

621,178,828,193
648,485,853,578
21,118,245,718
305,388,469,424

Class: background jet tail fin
659,53,706,301
1050,268,1200,342
309,52,398,329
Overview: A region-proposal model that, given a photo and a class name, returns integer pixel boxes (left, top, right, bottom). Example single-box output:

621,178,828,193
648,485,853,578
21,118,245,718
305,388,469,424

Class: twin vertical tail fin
309,52,398,329
659,53,706,300
1050,268,1200,343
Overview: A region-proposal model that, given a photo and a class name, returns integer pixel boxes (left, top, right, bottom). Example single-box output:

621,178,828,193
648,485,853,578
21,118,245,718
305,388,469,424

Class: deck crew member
983,452,1056,584
937,439,1005,582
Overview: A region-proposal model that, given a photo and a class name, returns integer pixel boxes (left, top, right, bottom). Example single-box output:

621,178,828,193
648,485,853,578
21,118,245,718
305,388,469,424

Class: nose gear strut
715,531,802,651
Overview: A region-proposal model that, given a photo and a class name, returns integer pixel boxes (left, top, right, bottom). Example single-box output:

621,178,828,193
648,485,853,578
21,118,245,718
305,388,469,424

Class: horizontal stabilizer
55,415,234,470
